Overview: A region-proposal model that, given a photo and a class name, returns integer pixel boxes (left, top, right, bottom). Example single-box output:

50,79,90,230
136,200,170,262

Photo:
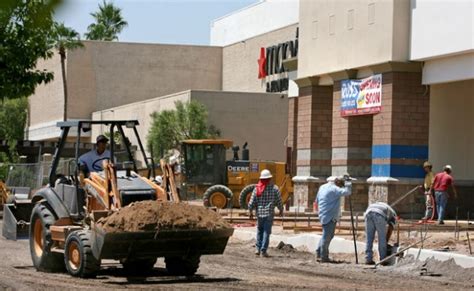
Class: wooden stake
467,232,472,255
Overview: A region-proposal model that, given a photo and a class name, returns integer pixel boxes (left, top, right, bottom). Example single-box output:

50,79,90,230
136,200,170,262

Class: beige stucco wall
27,52,65,140
91,91,192,152
429,79,474,180
92,90,288,162
194,91,288,161
28,41,222,140
298,0,410,79
222,24,298,92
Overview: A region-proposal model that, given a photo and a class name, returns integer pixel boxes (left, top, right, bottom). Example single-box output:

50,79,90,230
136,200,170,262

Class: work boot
365,260,376,265
319,258,330,263
255,250,260,256
260,252,269,258
438,220,445,225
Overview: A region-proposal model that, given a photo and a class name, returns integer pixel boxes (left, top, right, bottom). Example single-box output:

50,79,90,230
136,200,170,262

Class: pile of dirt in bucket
96,201,231,232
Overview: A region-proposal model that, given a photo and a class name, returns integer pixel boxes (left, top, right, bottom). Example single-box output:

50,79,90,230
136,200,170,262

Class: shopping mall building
28,0,473,217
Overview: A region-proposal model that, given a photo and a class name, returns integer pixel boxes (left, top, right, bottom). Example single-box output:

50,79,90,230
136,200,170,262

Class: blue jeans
316,220,336,260
256,216,273,253
365,212,387,262
435,191,448,222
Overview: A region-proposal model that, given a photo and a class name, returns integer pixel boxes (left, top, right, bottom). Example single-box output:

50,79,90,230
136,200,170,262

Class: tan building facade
91,90,288,163
28,41,223,141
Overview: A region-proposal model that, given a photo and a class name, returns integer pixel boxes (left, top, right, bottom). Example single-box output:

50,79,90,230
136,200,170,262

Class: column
292,81,333,211
369,71,429,216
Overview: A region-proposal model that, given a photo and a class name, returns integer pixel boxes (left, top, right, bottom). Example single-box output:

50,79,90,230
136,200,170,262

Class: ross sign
257,28,298,93
341,74,382,116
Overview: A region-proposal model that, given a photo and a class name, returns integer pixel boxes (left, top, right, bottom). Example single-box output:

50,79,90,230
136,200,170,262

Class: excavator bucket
2,200,34,240
91,225,234,260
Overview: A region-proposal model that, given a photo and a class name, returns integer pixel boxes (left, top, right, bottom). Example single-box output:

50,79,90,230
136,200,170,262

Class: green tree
0,98,28,162
85,1,128,41
53,22,83,121
0,0,62,101
147,101,220,159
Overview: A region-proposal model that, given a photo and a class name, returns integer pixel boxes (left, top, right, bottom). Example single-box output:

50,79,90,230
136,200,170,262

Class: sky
54,0,259,45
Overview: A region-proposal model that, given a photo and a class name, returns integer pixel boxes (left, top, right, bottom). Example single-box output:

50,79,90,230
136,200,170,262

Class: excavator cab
180,140,232,202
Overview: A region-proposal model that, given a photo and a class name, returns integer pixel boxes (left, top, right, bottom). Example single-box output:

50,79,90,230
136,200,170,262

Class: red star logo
258,47,267,79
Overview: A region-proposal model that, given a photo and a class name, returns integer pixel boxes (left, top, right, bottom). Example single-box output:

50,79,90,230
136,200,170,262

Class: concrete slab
232,227,474,268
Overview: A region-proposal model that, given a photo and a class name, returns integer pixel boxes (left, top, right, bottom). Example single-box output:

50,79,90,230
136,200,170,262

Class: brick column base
368,178,424,218
291,177,321,212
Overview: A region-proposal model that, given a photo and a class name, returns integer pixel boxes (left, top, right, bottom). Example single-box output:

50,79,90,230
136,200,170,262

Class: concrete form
232,227,474,268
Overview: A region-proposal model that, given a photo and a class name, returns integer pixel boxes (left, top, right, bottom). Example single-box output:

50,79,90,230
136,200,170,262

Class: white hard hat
259,169,272,179
169,156,177,164
444,165,452,171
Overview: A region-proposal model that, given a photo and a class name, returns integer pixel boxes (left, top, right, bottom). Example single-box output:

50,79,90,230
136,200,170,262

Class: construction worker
315,174,352,263
79,135,111,175
248,169,283,258
432,165,458,224
364,202,397,265
422,161,435,220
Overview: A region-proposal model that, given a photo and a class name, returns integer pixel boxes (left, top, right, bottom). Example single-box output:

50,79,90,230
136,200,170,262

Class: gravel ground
0,222,472,290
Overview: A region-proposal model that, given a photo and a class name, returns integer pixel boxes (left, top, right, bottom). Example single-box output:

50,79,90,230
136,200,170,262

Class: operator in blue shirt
79,135,111,176
315,174,352,262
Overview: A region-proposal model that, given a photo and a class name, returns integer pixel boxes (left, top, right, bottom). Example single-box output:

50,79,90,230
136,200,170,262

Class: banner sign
341,74,382,116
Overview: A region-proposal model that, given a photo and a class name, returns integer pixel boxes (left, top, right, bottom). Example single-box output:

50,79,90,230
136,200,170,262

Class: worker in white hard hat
248,169,283,258
432,165,458,224
315,174,352,263
421,161,435,220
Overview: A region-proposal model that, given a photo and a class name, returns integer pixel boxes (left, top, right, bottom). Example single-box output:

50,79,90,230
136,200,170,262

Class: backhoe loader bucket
91,225,234,260
2,201,34,240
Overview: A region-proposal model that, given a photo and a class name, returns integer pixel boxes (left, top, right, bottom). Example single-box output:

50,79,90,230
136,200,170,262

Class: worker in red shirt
432,165,458,224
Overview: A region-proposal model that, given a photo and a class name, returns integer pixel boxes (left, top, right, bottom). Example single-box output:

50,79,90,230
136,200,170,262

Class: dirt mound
276,241,296,253
96,201,231,232
396,255,474,283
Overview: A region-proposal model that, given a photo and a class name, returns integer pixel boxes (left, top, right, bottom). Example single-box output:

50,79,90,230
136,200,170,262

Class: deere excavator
3,120,233,278
179,139,293,209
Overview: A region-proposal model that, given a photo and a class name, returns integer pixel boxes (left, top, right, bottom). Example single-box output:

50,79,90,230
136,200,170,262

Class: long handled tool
390,185,421,208
348,194,359,264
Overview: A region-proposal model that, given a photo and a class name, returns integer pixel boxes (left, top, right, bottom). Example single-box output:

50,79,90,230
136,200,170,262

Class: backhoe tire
239,184,256,209
64,230,100,278
203,185,233,209
29,203,64,272
165,254,200,276
121,258,157,274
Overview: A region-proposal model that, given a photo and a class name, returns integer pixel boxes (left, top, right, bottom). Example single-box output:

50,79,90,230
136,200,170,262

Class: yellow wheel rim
68,241,81,271
209,192,227,209
33,219,44,257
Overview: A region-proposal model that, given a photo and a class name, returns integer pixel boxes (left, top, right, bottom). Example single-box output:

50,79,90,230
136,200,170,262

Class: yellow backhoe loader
3,120,233,278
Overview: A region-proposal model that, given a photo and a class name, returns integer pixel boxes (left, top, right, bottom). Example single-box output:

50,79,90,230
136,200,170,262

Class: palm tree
85,1,128,41
53,22,83,121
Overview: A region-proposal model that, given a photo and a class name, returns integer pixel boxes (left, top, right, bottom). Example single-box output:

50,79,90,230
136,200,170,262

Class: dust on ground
1,220,473,290
96,201,231,232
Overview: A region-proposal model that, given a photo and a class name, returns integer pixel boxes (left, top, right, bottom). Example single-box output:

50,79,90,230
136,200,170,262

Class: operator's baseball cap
96,134,109,143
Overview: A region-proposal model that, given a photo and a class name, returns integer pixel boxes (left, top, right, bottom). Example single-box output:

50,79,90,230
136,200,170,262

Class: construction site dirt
96,201,231,232
0,221,473,290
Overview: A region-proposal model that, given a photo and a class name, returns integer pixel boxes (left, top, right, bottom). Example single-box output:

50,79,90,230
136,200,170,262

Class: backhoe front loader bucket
2,201,34,240
91,226,234,260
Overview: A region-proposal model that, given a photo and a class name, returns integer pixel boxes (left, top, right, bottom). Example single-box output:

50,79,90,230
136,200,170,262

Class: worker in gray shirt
364,202,397,265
